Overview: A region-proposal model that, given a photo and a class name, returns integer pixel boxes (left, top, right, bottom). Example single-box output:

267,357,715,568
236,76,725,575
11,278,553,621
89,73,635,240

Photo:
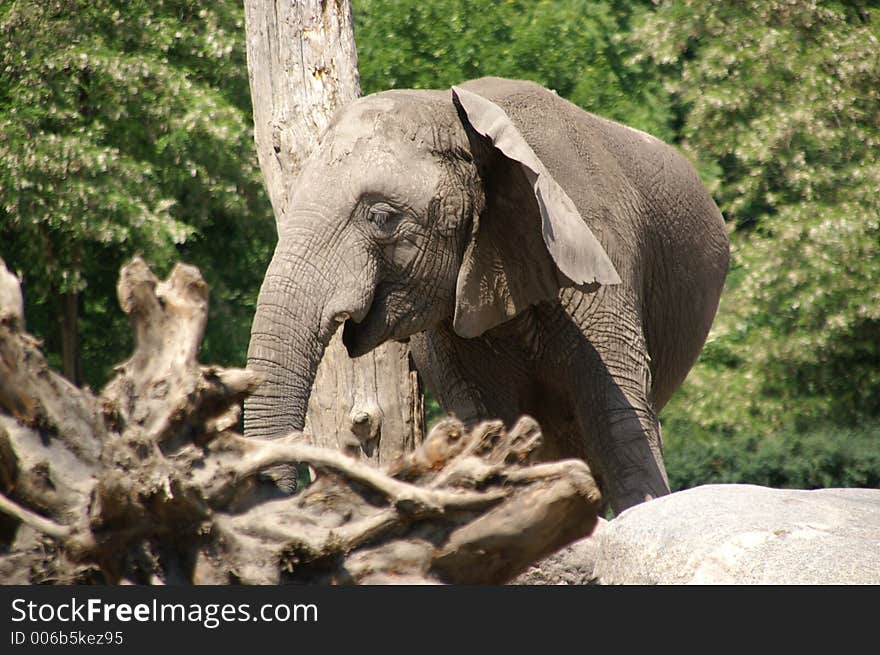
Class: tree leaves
0,0,274,386
354,0,673,139
635,1,880,441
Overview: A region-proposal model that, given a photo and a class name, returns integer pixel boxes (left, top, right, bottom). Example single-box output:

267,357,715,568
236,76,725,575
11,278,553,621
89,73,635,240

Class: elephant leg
592,365,670,514
540,296,670,514
413,318,584,463
589,345,670,513
414,308,670,513
409,322,528,428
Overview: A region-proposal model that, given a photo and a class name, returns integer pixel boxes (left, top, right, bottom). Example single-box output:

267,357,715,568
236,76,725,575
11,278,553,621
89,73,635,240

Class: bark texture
243,0,422,463
0,258,601,584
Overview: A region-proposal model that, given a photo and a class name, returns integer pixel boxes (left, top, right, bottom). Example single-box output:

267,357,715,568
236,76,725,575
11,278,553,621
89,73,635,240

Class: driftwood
0,257,601,584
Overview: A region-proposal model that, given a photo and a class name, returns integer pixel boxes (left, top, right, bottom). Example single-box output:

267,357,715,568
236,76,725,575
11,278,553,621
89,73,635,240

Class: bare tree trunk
243,0,424,463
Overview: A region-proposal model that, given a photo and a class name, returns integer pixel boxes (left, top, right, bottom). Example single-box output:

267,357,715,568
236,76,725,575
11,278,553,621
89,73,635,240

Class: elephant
245,76,729,513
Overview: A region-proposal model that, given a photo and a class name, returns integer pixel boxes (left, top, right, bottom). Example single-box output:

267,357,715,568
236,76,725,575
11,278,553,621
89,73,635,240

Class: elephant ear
451,86,621,338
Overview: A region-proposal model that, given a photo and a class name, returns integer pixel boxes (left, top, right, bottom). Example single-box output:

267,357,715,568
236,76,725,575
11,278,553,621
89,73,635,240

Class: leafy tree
633,2,880,441
665,423,880,491
0,0,274,387
354,0,674,140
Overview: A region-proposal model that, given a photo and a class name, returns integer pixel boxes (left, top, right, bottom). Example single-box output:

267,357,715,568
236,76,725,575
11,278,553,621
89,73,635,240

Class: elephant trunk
244,259,328,440
244,224,373,441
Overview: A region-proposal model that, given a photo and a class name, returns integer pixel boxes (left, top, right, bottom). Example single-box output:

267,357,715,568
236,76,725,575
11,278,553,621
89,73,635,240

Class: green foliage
635,2,880,447
664,421,880,491
0,0,274,386
354,0,674,140
424,388,444,429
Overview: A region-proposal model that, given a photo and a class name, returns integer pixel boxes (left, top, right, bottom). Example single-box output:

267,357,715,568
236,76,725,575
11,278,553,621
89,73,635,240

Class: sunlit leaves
0,0,274,385
635,1,880,436
354,0,674,140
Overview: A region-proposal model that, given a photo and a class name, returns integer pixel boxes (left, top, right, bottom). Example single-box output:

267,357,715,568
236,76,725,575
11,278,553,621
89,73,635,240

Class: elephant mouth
341,313,386,358
341,318,366,357
341,284,418,358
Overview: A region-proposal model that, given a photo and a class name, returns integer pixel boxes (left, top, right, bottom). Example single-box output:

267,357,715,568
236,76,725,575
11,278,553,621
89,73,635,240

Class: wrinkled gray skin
245,77,729,513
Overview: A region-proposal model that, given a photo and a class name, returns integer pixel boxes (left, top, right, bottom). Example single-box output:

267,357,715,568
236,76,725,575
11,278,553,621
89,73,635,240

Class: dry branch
0,257,601,584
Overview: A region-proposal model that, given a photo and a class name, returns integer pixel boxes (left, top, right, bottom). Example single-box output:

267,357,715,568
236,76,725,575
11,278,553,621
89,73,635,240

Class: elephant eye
367,203,397,229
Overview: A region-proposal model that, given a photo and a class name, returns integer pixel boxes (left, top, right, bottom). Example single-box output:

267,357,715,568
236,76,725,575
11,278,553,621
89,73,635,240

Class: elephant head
244,85,620,440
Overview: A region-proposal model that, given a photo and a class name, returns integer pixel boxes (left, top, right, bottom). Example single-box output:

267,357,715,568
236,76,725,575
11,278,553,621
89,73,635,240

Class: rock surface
515,484,880,585
513,518,605,585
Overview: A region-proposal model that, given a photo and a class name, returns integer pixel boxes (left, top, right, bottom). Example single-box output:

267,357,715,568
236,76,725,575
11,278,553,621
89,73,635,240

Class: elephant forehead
324,97,440,160
298,143,442,207
356,156,442,199
341,152,443,205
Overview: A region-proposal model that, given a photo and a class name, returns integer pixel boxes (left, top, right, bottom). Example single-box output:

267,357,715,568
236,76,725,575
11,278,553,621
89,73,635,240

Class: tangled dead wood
0,258,600,584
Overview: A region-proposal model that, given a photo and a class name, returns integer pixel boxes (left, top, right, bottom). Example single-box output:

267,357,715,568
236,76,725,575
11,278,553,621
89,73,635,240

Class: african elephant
245,77,729,513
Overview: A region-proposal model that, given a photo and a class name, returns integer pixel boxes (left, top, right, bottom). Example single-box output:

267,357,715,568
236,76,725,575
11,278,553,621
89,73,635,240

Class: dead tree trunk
243,0,423,463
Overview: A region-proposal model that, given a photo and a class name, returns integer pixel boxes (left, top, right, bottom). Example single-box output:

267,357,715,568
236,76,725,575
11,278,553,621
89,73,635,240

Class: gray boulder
514,518,606,585
516,484,880,585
